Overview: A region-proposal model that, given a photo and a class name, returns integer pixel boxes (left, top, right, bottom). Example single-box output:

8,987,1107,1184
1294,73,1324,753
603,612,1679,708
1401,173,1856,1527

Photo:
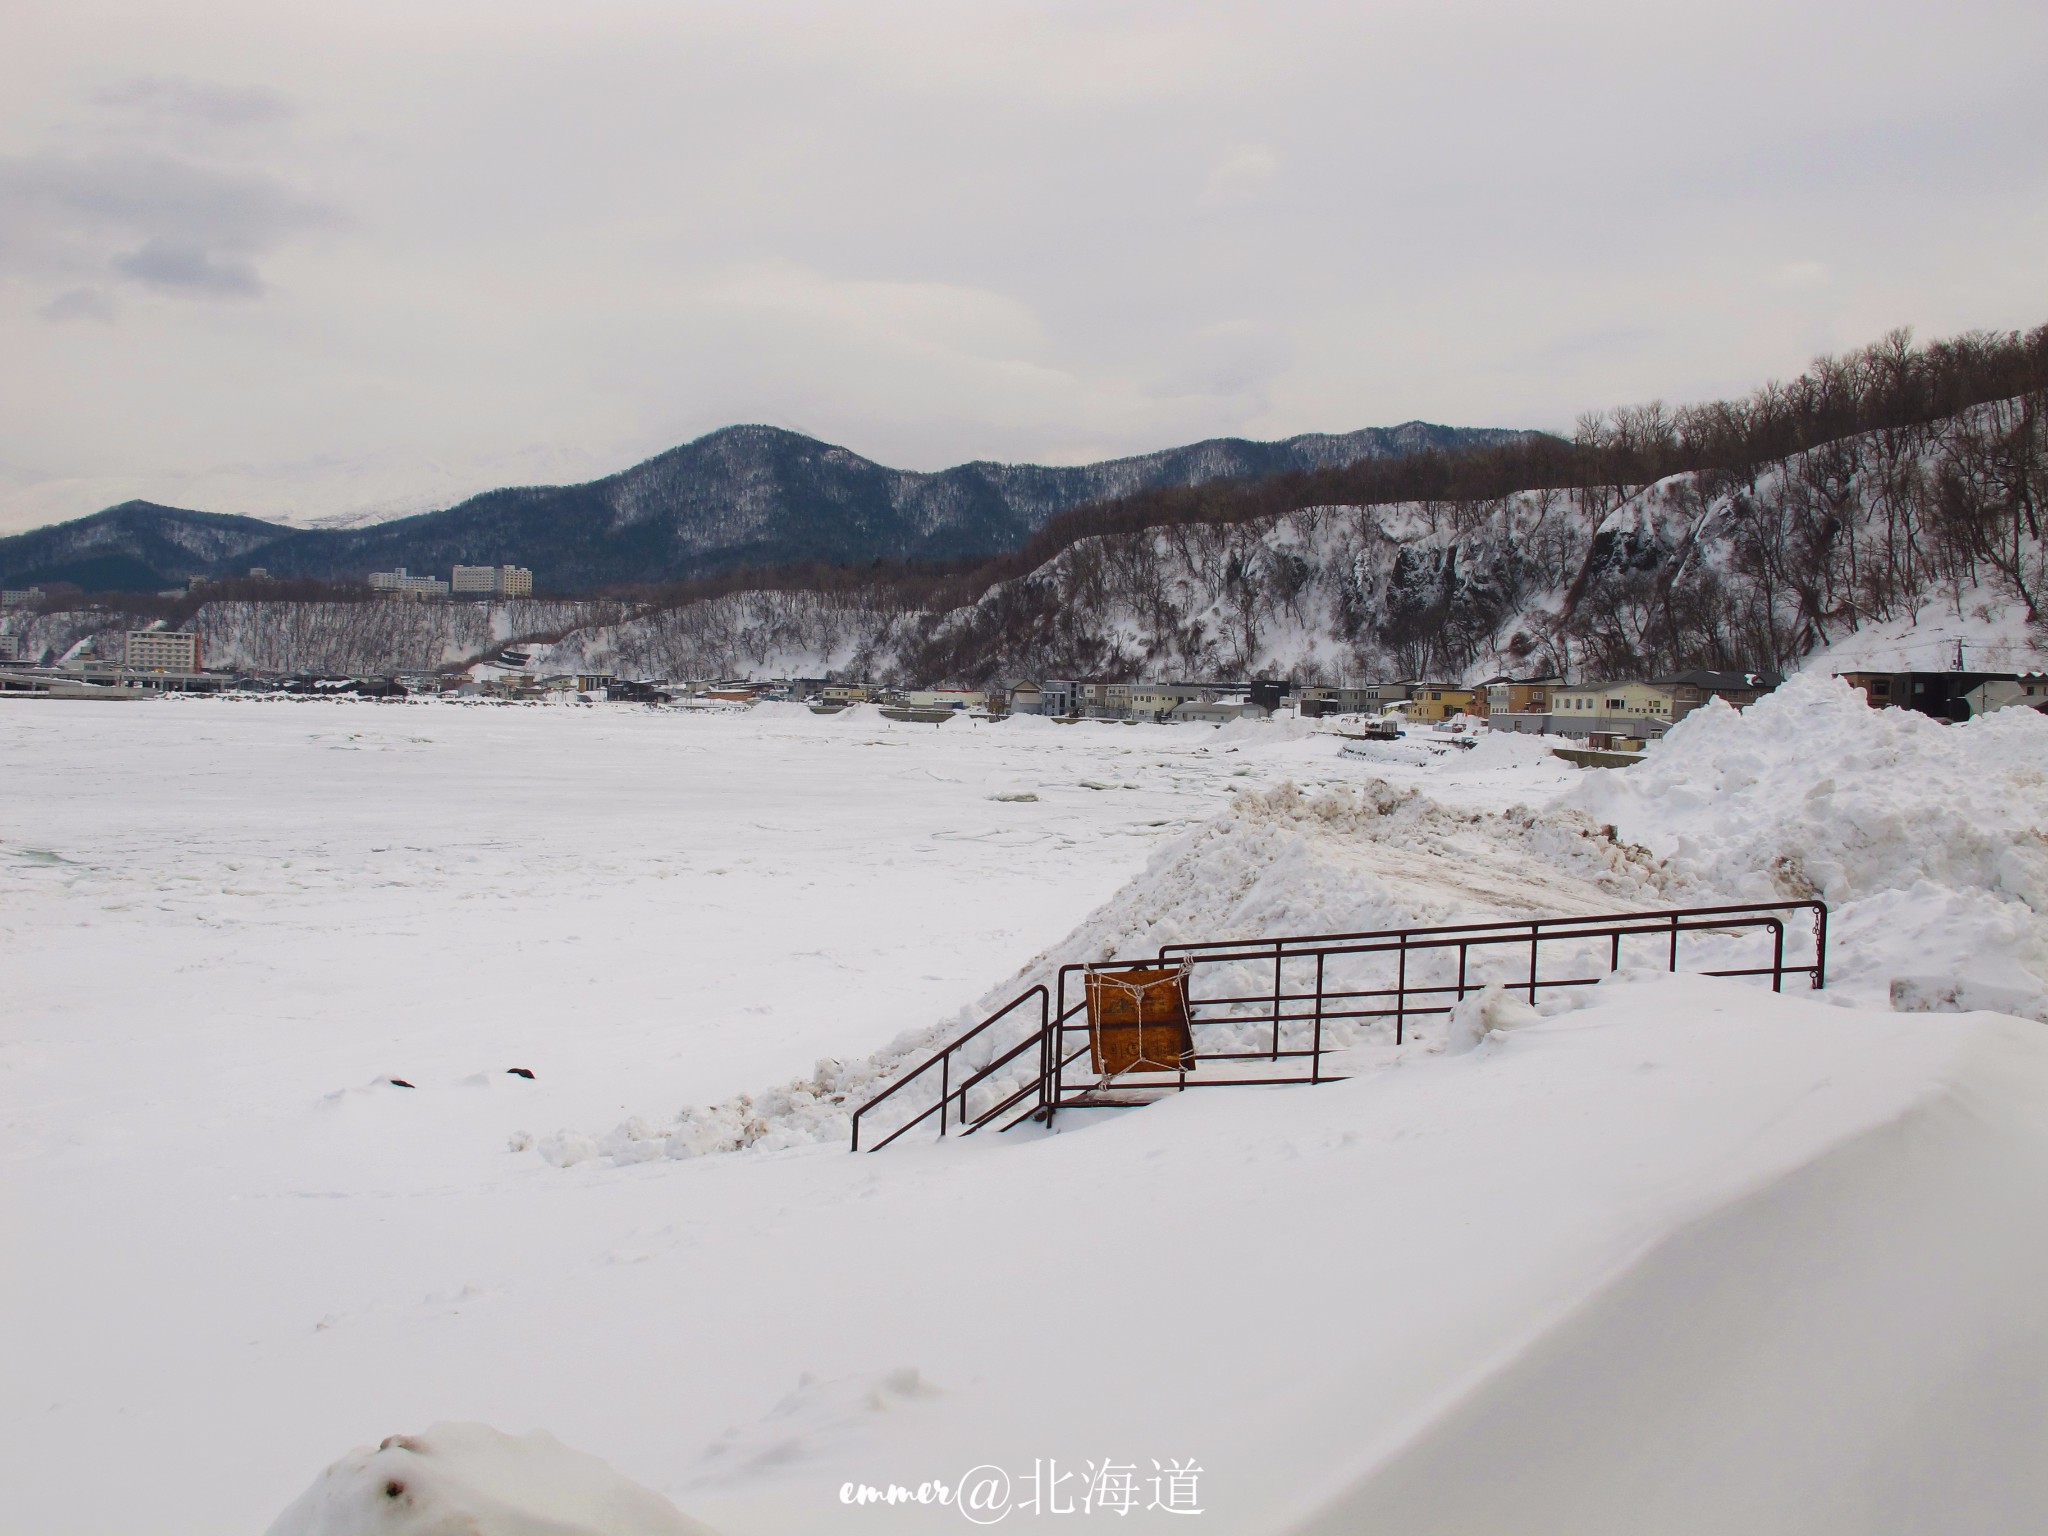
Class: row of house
1008,680,1287,722
991,674,1779,736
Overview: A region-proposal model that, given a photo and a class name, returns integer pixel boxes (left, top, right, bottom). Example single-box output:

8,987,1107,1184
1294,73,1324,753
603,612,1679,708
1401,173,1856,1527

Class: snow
5,692,2047,1533
1795,584,2048,676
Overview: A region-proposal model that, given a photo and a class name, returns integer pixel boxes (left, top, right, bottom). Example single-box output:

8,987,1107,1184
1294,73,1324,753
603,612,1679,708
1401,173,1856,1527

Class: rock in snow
265,1423,719,1536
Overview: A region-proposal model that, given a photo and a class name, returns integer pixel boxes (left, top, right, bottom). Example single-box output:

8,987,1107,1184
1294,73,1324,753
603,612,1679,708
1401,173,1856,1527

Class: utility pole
1953,638,1965,672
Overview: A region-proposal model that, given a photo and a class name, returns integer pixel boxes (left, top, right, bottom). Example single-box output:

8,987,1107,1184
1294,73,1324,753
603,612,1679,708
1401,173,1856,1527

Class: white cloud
91,75,294,130
1773,261,1833,290
0,0,2043,525
1201,143,1280,204
39,287,117,323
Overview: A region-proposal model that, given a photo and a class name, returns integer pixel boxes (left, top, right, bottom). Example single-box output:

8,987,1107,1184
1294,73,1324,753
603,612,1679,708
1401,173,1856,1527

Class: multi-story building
1484,676,1565,733
1299,682,1413,716
125,630,202,672
368,568,450,598
1039,680,1079,717
1127,686,1187,720
0,635,20,662
451,565,535,597
1406,684,1478,722
2,586,46,607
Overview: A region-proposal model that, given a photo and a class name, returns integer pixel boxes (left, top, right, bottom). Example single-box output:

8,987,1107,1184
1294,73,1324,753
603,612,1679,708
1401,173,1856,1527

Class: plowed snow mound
1567,673,2048,1009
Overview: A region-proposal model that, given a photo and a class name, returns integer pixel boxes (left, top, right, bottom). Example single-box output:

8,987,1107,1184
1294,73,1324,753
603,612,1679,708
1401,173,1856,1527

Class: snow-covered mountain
0,421,1525,593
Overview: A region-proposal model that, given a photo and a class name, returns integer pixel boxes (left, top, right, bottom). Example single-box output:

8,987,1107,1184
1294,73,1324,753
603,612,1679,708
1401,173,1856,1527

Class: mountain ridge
0,420,1528,594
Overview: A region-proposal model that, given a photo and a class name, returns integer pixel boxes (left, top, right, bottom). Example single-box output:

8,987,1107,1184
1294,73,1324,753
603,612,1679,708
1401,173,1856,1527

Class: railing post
1311,952,1326,1085
1813,905,1828,989
1610,930,1621,975
1272,945,1283,1062
1396,935,1408,1045
1456,943,1468,1002
1528,923,1539,1004
1770,919,1785,993
1036,990,1050,1121
940,1052,950,1138
1668,911,1679,972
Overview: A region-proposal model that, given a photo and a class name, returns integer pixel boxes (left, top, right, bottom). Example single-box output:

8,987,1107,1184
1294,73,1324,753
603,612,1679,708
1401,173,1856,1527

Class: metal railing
850,986,1049,1152
850,901,1827,1150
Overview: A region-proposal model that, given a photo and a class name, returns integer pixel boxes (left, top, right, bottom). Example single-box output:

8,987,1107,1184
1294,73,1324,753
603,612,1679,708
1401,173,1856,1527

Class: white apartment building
368,568,450,598
125,630,202,672
451,564,535,596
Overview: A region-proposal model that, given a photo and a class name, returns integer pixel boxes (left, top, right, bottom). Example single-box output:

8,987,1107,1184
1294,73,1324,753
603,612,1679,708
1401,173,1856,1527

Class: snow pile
542,780,1678,1164
1014,779,1672,963
818,701,890,729
1568,673,2048,1012
265,1422,718,1536
1338,737,1444,767
1460,728,1572,770
1211,713,1320,745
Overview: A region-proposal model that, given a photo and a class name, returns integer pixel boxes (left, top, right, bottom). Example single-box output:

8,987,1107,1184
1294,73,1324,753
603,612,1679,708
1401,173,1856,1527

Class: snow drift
1285,1004,2048,1536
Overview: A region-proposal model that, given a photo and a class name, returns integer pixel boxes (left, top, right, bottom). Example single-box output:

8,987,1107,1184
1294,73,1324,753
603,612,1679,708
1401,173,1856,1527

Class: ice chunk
264,1422,718,1535
1444,983,1545,1054
1890,974,2048,1024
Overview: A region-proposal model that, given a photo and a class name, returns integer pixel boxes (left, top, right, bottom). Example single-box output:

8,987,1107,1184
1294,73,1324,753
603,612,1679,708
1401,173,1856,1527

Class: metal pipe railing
851,902,1827,1149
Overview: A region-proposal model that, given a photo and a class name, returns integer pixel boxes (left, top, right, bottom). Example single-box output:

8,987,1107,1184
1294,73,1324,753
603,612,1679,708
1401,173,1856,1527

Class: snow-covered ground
4,685,2046,1533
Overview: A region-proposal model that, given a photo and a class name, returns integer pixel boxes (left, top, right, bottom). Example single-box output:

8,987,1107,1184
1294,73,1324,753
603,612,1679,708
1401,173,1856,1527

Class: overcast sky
2,0,2043,531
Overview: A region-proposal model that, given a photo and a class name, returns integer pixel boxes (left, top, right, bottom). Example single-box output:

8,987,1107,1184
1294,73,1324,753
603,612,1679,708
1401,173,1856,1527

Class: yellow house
1129,686,1188,720
1406,685,1477,722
